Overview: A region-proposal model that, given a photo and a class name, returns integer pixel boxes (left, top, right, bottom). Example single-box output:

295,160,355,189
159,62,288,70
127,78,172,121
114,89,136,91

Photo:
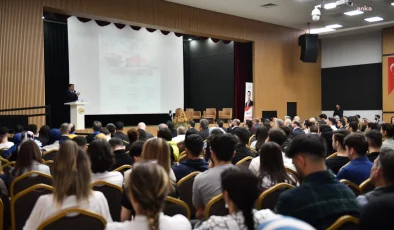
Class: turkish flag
388,56,394,95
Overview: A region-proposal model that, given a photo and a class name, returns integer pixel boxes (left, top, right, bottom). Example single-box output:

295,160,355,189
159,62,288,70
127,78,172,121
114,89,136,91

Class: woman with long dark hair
258,142,297,191
319,124,335,156
197,167,275,230
37,125,50,146
250,126,268,151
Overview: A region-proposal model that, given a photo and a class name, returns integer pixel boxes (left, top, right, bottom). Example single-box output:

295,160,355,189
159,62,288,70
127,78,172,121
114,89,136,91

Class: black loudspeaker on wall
298,34,319,63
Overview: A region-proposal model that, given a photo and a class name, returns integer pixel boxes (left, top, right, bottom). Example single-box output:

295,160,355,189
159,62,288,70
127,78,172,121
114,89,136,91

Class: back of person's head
92,120,102,132
235,128,250,145
381,123,394,138
293,121,301,128
245,120,253,129
319,114,327,120
185,134,203,157
319,124,332,134
221,167,259,230
303,120,312,129
279,126,291,138
0,126,8,141
177,126,186,135
217,119,224,127
137,129,147,141
95,133,107,141
286,135,326,177
106,123,116,134
189,120,195,128
210,128,224,136
13,140,42,177
141,138,171,175
366,130,383,149
39,125,50,138
174,108,188,123
349,121,358,132
48,128,61,144
15,125,24,133
377,147,394,184
53,141,91,206
60,123,69,134
259,142,292,187
310,125,318,133
69,123,75,133
157,128,173,141
100,127,110,135
27,124,38,134
166,120,175,131
367,122,379,131
328,117,336,126
344,133,368,157
115,121,124,130
128,161,169,230
233,119,241,127
72,136,87,149
275,119,284,127
210,134,237,162
332,129,350,150
254,118,260,124
108,137,124,149
87,139,114,173
185,128,198,138
129,141,144,158
127,128,139,143
338,119,346,127
267,128,287,146
200,119,209,129
157,123,168,131
255,126,268,151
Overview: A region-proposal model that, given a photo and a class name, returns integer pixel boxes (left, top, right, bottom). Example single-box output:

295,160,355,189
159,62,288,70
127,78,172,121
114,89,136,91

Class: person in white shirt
172,126,186,144
0,126,14,149
24,141,112,230
250,126,268,151
106,161,191,230
87,139,123,188
250,128,295,176
381,123,394,149
11,140,50,179
196,167,276,230
328,117,338,131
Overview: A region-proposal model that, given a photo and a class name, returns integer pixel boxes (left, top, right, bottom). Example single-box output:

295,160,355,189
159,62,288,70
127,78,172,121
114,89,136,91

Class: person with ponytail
196,167,275,230
24,141,112,230
106,161,191,230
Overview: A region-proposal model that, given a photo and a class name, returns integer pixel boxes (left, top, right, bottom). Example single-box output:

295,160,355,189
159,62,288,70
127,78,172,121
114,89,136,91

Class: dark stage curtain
44,21,70,128
234,42,253,121
183,41,191,108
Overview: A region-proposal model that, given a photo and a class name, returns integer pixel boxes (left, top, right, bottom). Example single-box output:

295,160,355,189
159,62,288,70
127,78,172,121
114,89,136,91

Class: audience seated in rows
381,123,394,149
217,119,227,133
109,137,134,169
337,133,373,185
24,141,112,230
196,167,276,230
290,121,304,139
326,129,350,174
172,126,186,144
137,122,153,139
158,128,180,160
276,134,359,229
60,123,71,143
87,139,123,188
172,134,208,181
198,119,210,140
258,142,297,191
249,128,295,175
107,162,191,230
227,119,240,135
358,147,394,208
106,123,116,137
0,126,14,149
366,130,382,162
349,121,358,133
41,129,61,152
232,128,255,165
167,121,178,138
188,120,196,131
86,120,102,143
114,121,129,142
100,127,112,141
129,141,143,163
193,134,237,219
250,126,268,151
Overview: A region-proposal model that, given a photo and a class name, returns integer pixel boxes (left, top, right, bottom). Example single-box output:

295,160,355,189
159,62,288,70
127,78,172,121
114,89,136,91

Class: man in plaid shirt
276,134,359,229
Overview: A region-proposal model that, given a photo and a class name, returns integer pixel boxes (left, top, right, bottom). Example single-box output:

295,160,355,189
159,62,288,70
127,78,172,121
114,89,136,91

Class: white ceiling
165,0,394,38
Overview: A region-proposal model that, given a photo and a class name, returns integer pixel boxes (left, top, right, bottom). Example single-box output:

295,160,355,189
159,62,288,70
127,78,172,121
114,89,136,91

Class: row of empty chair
185,108,232,122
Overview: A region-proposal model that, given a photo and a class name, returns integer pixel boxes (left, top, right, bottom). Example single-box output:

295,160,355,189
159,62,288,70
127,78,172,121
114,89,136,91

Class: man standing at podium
65,84,80,103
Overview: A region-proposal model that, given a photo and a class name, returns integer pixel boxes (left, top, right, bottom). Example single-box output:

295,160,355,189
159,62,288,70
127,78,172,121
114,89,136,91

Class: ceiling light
324,3,337,9
391,2,394,6
344,10,364,16
364,17,383,22
309,28,335,34
325,24,343,29
188,38,192,41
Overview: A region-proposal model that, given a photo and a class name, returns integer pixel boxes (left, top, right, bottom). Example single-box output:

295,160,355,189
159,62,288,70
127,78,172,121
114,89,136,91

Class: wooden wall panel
383,113,394,124
1,0,321,129
382,29,394,115
383,28,394,55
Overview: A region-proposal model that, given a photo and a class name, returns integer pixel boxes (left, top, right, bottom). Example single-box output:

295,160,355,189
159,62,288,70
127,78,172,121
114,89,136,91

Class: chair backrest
11,184,54,230
37,208,106,230
42,149,58,161
326,215,359,230
177,171,199,216
2,161,15,176
235,156,254,168
256,183,295,210
326,152,338,160
285,167,300,184
360,178,375,194
248,135,256,146
10,171,53,197
163,196,190,219
0,158,9,166
205,108,216,116
338,162,350,173
112,165,132,175
340,179,361,196
178,154,187,163
205,194,228,220
43,160,54,173
223,108,232,116
92,181,123,222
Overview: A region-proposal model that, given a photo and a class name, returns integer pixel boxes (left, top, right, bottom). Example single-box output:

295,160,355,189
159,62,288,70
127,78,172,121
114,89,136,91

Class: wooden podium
64,102,88,130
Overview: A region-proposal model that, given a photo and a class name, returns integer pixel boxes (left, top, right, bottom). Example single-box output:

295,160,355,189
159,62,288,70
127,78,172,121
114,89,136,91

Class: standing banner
244,82,253,121
388,56,394,95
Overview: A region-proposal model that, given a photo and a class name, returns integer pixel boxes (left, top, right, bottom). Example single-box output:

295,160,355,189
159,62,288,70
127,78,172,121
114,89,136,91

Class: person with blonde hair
24,141,112,229
173,108,188,130
107,162,191,230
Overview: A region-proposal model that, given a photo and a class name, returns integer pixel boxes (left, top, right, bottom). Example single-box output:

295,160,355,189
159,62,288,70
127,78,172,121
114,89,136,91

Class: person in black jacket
109,137,133,170
232,128,254,165
65,84,79,103
86,121,102,143
198,119,210,140
114,121,129,142
333,104,343,118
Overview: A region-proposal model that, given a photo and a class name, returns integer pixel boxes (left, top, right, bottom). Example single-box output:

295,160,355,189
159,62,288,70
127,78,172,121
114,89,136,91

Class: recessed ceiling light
325,24,343,29
365,17,384,22
310,28,335,34
344,10,364,16
188,38,192,41
391,2,394,6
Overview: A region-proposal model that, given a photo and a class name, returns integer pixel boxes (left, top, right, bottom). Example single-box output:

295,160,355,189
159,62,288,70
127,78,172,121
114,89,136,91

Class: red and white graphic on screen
388,56,394,95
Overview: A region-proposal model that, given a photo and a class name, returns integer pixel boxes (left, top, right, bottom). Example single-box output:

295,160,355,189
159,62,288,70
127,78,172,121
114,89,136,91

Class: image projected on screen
67,17,183,115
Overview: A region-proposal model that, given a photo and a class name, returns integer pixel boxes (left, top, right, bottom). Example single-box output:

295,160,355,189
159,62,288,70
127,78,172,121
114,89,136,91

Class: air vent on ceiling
260,3,278,8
